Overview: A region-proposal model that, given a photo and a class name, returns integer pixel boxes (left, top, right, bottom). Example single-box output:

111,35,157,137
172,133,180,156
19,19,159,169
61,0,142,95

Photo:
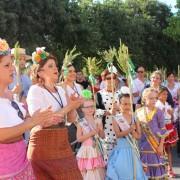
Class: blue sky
160,0,177,13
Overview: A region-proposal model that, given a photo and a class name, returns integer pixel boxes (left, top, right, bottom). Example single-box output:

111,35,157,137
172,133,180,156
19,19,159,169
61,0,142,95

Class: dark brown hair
103,69,117,79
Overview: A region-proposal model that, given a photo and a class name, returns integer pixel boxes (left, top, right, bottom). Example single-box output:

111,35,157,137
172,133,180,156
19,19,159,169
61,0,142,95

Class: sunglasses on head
106,76,116,80
11,101,24,120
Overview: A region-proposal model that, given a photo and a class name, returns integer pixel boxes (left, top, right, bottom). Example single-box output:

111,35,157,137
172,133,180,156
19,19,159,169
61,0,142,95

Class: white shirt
132,78,145,104
27,85,67,115
0,98,26,127
166,82,180,100
156,100,172,123
63,83,82,97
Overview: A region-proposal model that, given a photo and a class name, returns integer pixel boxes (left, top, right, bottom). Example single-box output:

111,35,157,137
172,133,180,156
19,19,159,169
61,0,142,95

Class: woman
96,69,123,162
26,48,83,179
166,72,180,107
0,39,54,179
60,63,83,153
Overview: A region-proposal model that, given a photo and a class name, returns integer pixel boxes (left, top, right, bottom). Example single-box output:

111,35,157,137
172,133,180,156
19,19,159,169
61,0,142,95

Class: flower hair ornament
0,38,10,56
81,89,92,100
32,47,49,64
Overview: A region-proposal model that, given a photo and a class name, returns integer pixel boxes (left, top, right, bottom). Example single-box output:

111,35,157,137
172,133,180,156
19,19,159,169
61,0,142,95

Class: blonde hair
150,70,162,81
142,87,158,105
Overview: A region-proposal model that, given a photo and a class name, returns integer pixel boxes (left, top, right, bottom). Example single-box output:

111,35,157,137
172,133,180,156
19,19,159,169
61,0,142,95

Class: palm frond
115,41,129,74
84,57,101,76
101,47,116,64
63,46,81,67
14,41,20,66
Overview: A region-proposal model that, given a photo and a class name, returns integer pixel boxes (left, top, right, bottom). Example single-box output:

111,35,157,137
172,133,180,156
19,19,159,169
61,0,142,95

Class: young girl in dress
76,90,105,180
136,88,169,179
174,96,180,158
156,87,178,178
106,93,147,180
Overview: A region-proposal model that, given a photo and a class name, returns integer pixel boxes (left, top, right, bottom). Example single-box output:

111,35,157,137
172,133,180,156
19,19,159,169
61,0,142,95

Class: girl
76,90,105,180
156,87,178,178
174,96,180,158
106,93,147,180
136,88,169,179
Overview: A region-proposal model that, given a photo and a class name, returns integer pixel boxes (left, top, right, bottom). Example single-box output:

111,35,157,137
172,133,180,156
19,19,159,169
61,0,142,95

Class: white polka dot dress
96,89,122,163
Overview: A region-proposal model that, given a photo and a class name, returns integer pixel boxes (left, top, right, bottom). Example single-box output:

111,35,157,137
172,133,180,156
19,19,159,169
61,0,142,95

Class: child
76,90,105,180
174,96,180,158
156,87,178,178
136,87,169,179
106,93,147,180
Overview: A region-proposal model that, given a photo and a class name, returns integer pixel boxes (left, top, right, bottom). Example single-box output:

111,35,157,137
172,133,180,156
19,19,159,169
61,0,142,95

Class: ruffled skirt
77,141,105,180
165,123,179,146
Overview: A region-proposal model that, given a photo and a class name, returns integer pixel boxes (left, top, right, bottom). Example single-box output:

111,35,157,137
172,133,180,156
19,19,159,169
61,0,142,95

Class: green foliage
0,0,179,72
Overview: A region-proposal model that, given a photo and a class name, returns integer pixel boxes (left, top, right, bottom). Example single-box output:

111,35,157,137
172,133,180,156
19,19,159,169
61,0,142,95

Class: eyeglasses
137,71,144,73
106,77,116,80
11,101,24,120
82,105,95,109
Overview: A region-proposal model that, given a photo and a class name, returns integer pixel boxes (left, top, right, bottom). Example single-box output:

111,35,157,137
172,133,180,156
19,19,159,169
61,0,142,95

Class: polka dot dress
96,89,122,163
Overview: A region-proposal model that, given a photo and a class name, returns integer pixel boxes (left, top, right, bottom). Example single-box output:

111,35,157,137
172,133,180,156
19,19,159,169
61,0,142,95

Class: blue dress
106,137,148,180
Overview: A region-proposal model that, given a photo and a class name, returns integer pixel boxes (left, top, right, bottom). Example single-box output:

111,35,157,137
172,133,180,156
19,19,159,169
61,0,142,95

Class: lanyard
72,82,80,96
43,85,63,108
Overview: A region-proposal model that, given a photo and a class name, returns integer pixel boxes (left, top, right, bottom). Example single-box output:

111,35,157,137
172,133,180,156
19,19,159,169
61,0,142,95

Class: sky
159,0,177,13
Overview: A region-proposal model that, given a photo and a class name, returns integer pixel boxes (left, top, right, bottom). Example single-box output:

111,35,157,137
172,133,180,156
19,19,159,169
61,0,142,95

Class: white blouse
63,83,82,97
166,83,180,100
27,85,67,115
0,98,26,128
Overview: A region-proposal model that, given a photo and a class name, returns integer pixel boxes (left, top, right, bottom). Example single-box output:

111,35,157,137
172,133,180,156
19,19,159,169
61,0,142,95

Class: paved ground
172,147,180,180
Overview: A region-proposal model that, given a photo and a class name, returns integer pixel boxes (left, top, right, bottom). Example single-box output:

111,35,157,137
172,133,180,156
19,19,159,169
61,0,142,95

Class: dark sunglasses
11,101,24,120
106,77,116,80
137,71,144,73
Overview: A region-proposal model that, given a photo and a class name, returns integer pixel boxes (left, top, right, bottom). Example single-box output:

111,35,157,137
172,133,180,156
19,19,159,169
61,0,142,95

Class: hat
11,48,31,60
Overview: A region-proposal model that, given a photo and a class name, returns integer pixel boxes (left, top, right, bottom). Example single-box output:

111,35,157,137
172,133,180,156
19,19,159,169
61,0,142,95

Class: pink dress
76,119,105,180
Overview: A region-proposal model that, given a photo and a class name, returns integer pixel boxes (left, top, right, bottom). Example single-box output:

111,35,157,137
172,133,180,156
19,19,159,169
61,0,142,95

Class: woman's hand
28,108,54,127
52,113,64,124
12,84,22,94
69,94,84,109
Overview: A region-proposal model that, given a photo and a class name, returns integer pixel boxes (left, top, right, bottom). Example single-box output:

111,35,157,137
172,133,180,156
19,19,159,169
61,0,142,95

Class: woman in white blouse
27,48,83,179
166,72,180,107
0,39,54,179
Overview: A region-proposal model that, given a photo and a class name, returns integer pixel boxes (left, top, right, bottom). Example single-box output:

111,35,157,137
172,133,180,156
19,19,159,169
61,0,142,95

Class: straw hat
11,48,31,60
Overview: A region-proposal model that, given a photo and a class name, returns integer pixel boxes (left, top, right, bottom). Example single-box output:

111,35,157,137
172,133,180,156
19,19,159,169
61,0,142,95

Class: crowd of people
0,38,180,180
